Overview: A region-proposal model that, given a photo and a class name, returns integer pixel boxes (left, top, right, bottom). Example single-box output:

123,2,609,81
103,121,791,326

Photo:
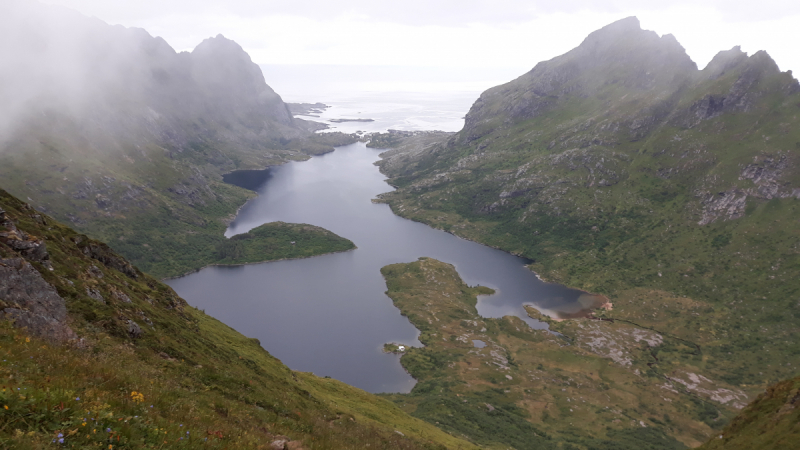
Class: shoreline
162,246,358,282
373,195,611,319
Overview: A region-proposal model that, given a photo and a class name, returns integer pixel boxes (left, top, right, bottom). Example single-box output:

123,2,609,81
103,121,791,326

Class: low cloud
39,0,800,26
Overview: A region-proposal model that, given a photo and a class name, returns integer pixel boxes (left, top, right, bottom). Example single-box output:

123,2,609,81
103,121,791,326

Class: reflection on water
222,169,273,192
168,143,599,393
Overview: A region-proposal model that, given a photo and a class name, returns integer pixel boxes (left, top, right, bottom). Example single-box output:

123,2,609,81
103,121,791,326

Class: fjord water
167,143,593,393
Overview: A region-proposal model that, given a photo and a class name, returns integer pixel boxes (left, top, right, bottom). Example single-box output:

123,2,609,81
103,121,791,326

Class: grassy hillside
697,374,800,450
375,17,800,407
380,257,751,448
0,2,359,278
0,188,476,449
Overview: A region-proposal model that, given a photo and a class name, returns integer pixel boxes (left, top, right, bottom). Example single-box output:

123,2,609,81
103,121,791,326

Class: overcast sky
39,0,800,75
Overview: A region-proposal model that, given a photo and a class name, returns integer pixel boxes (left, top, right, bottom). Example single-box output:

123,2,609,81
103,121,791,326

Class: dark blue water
167,143,598,393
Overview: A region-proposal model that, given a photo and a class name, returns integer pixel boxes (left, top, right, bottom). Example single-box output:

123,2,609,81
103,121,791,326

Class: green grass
379,258,707,449
0,188,476,450
212,222,355,267
696,374,800,450
373,43,800,449
0,114,361,279
376,47,800,393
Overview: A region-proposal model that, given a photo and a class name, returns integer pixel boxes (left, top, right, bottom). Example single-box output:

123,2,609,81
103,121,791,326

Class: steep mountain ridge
460,17,697,144
375,16,800,448
0,1,347,277
697,373,800,450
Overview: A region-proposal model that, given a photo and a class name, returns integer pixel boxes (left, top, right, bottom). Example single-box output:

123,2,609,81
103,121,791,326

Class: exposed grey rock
0,217,50,264
87,265,104,278
111,287,132,303
698,190,748,225
76,239,139,279
269,439,288,450
0,258,77,344
127,320,143,339
699,155,798,224
86,287,105,304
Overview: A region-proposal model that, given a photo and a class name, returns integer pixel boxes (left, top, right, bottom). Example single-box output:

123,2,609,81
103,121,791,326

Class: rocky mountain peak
703,46,749,79
577,16,642,46
572,16,696,76
191,34,292,126
459,17,697,142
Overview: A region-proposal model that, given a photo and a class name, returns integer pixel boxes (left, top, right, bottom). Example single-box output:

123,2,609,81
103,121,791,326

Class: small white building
398,345,405,352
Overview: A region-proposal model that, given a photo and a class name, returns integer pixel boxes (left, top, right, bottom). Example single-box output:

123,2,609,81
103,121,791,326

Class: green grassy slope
0,188,476,450
376,18,800,393
0,104,358,279
380,257,741,449
372,17,800,447
697,374,800,450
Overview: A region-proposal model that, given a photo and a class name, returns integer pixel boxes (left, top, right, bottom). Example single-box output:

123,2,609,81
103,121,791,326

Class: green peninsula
380,257,739,448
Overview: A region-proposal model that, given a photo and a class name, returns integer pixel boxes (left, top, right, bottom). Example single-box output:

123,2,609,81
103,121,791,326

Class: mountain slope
697,374,800,450
381,257,697,449
0,187,476,449
375,16,800,444
0,0,349,278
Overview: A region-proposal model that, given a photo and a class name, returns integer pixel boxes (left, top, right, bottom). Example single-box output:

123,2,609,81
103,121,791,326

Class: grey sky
38,1,800,74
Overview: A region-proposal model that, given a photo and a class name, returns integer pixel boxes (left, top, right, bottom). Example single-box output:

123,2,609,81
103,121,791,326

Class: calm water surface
167,143,595,393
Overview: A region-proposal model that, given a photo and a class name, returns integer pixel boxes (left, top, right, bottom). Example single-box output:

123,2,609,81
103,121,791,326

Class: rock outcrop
0,258,77,344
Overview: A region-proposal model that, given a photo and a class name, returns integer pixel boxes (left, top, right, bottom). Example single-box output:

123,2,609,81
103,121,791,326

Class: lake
167,142,598,393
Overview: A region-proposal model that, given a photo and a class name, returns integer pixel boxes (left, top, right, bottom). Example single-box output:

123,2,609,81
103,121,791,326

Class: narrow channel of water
167,143,596,393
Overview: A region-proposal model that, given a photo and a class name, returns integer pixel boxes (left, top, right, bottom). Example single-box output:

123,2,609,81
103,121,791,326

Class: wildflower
130,391,144,403
58,438,64,444
82,423,87,427
3,405,7,410
106,428,111,433
25,338,30,343
75,397,80,401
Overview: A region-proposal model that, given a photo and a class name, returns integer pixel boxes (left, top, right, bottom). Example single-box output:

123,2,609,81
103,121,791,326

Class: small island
212,221,356,267
330,118,375,123
287,102,330,116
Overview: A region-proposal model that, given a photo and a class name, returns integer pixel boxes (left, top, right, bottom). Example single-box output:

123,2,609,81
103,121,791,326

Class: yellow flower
82,422,87,427
3,405,7,410
25,338,30,343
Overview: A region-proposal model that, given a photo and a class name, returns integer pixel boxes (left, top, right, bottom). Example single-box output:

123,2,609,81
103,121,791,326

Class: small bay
167,143,594,393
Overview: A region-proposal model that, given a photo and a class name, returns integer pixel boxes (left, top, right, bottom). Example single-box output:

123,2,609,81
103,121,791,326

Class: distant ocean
260,64,528,133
